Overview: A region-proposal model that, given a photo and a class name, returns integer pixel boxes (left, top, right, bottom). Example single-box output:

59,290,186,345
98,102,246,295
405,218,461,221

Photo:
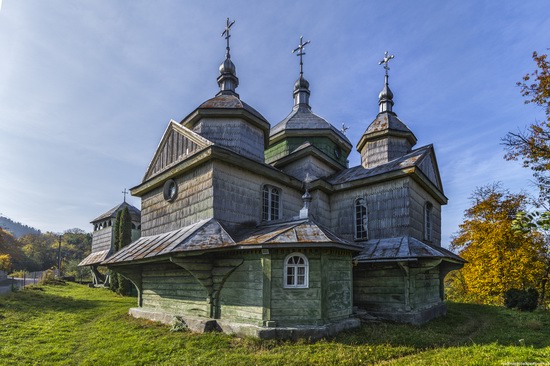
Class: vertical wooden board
218,255,263,323
262,254,271,322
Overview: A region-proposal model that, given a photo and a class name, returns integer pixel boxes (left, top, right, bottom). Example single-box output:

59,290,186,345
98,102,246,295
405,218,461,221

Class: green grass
0,283,549,365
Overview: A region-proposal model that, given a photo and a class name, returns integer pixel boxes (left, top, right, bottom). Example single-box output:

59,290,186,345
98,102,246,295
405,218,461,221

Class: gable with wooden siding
143,120,213,181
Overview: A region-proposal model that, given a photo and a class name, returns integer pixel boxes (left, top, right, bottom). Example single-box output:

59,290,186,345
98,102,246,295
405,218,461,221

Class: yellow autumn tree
448,184,547,305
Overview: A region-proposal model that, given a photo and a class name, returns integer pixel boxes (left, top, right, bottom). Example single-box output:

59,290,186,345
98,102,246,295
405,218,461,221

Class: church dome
378,83,393,101
294,76,310,90
219,58,236,75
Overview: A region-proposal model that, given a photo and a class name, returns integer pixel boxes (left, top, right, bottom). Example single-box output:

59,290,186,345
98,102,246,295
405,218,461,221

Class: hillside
0,216,41,238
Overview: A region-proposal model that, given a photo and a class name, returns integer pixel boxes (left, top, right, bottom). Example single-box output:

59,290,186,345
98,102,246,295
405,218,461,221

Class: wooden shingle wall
330,178,411,241
193,118,265,162
141,263,209,318
361,137,411,169
91,227,113,253
409,179,442,246
310,190,331,228
212,161,303,229
141,162,214,236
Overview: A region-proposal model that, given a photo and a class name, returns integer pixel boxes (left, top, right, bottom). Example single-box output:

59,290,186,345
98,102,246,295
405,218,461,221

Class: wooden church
79,201,141,285
102,21,464,339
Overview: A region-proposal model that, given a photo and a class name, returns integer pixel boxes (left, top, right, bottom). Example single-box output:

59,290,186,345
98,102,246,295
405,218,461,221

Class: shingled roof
353,236,465,263
90,202,141,224
104,218,361,265
328,144,432,185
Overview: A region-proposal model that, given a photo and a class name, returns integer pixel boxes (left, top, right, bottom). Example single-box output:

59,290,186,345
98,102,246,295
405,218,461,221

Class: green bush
504,288,538,311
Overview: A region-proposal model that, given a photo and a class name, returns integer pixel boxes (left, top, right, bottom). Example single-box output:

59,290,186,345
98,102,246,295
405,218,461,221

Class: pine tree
117,207,133,296
109,210,122,292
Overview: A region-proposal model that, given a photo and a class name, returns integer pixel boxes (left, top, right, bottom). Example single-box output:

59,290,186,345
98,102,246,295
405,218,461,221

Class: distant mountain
0,216,41,238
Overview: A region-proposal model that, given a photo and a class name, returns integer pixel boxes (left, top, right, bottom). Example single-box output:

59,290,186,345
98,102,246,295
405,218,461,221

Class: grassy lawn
0,283,549,365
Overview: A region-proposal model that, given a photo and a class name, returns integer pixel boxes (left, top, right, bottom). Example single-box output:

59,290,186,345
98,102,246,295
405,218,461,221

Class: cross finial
122,189,128,203
221,18,235,58
378,51,395,76
292,36,311,77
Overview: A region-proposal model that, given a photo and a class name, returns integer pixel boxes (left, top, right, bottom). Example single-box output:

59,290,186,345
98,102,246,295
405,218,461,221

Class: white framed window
284,253,309,288
262,185,281,221
424,202,433,242
354,197,368,240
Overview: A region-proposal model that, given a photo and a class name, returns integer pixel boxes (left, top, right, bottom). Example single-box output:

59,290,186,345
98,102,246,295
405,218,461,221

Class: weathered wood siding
331,178,411,241
193,118,265,162
280,155,338,181
310,190,331,228
141,263,209,317
91,227,113,253
212,161,303,230
360,137,411,169
146,129,201,180
418,155,441,190
409,179,442,246
270,249,322,326
410,267,442,310
218,253,263,325
141,162,214,236
353,264,406,312
325,251,353,321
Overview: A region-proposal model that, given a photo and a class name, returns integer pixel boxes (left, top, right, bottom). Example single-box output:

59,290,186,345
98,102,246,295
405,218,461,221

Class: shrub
504,288,538,311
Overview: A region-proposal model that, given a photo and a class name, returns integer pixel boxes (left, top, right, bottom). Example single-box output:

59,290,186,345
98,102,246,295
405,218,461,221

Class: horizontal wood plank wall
325,251,353,321
91,227,112,252
330,178,411,242
353,264,406,312
193,118,265,162
270,249,322,326
141,162,214,236
212,161,303,230
409,179,442,246
141,263,209,318
411,267,442,310
218,253,263,325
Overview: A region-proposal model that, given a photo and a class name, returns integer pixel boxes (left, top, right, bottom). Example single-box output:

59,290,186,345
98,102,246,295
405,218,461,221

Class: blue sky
0,1,548,246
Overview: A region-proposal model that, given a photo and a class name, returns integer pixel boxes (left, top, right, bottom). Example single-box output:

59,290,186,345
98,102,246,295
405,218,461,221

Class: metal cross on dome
221,18,235,57
379,51,395,76
292,36,311,77
122,188,128,203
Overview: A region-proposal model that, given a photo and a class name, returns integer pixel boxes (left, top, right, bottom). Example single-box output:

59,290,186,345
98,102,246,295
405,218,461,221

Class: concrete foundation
128,307,360,339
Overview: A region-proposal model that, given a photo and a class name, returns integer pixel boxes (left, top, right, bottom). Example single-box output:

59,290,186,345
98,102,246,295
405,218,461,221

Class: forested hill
0,216,41,238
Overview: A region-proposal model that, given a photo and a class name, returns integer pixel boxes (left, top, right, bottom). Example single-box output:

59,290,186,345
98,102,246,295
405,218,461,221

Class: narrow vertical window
262,185,281,221
355,197,368,240
284,253,309,288
424,202,433,241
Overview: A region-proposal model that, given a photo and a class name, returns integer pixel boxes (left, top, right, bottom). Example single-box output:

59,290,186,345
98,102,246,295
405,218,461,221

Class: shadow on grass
329,302,550,349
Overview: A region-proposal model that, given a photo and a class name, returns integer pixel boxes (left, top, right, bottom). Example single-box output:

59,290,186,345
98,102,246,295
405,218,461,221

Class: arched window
424,202,433,241
355,197,368,240
284,253,309,288
262,185,281,221
132,223,136,229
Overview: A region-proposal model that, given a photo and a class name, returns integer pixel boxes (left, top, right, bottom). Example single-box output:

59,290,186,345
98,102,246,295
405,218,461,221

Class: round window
163,179,178,202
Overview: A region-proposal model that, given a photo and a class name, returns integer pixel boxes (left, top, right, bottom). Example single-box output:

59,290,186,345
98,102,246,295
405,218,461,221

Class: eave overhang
131,145,304,197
